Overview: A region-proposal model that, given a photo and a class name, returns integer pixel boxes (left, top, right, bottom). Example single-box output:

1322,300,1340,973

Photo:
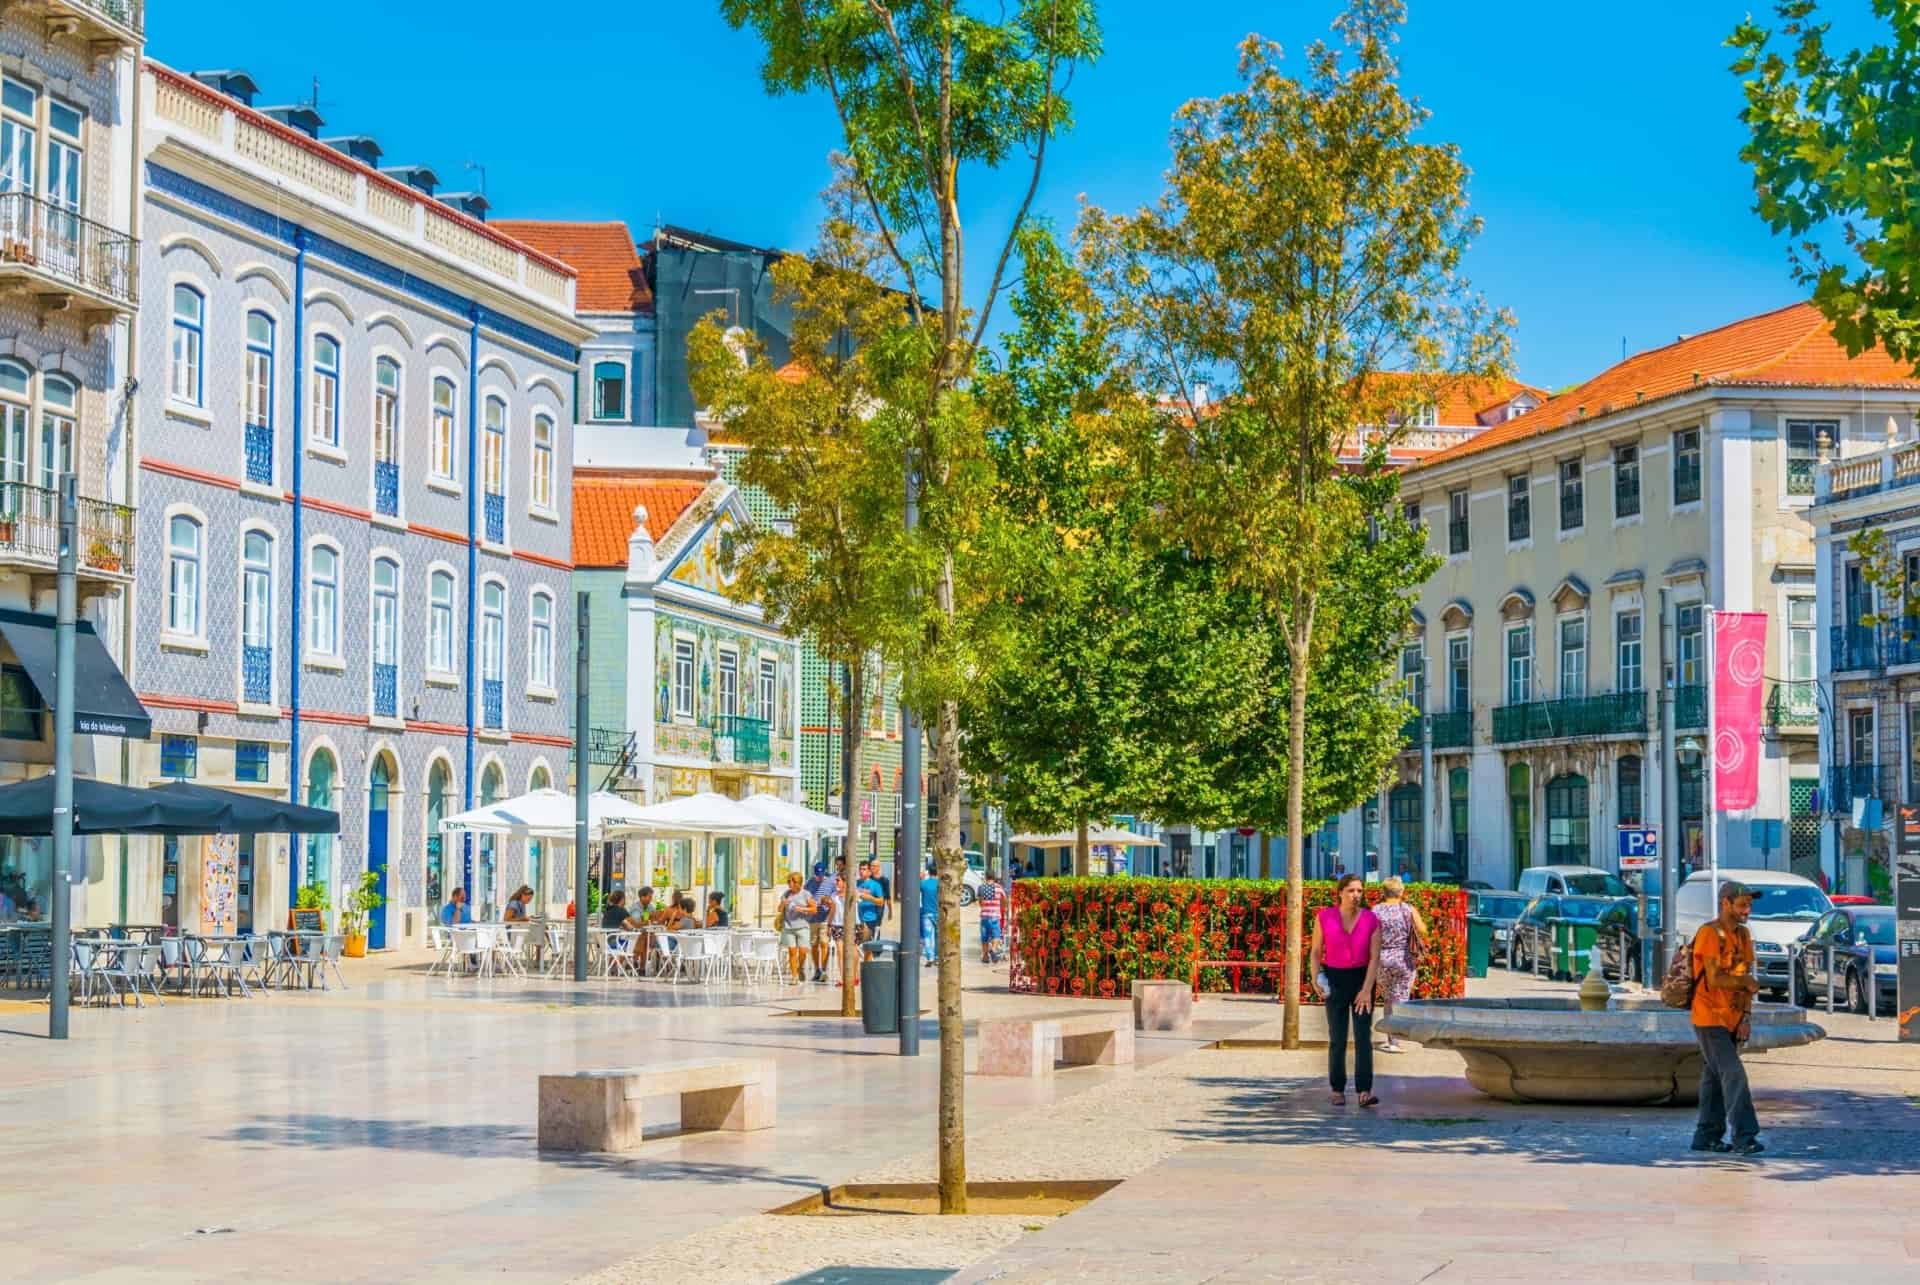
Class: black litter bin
861,956,900,1034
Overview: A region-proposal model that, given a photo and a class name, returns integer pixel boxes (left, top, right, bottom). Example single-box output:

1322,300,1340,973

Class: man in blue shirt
855,860,886,945
919,864,939,966
439,886,471,927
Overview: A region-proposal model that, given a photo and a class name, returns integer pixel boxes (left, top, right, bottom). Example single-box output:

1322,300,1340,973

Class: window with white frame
1400,644,1424,711
1673,428,1702,505
1616,610,1642,693
241,530,272,655
170,284,204,405
3,79,86,253
372,558,399,671
1505,623,1532,706
717,648,738,717
1558,457,1583,532
428,569,455,674
532,413,554,509
0,360,27,495
592,359,625,420
1558,615,1586,698
1613,443,1640,518
373,357,399,471
308,544,339,658
672,638,695,719
480,581,505,685
431,377,456,480
167,514,203,636
310,334,339,446
1786,597,1815,714
1507,473,1530,541
1677,604,1703,685
483,396,506,496
245,312,274,430
529,591,553,690
1784,420,1830,497
758,655,778,724
1447,635,1470,712
38,373,72,499
1849,708,1875,767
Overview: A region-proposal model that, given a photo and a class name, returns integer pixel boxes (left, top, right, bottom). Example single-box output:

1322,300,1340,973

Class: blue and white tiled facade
126,65,590,943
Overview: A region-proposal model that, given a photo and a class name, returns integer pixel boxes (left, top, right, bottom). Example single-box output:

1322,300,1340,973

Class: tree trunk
840,662,865,1018
1282,607,1315,1050
1074,815,1090,876
934,563,968,1215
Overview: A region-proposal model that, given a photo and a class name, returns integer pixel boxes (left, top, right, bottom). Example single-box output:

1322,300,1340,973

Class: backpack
1659,944,1696,1009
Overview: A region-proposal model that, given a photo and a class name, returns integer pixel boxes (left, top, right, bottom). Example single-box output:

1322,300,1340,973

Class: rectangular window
429,572,455,673
1616,610,1643,693
1786,597,1815,715
717,649,738,717
1507,473,1530,542
160,735,198,779
0,665,42,739
1558,457,1583,532
1505,624,1533,706
1784,420,1829,497
1400,644,1424,711
1850,709,1875,766
1677,604,1703,686
1558,615,1586,698
1613,443,1640,518
1403,501,1421,531
169,285,203,405
1673,427,1701,505
593,359,626,420
235,741,269,784
1448,635,1470,712
1447,488,1469,555
310,335,339,446
483,398,506,495
672,639,695,719
532,415,554,509
244,313,273,432
430,378,455,480
758,656,778,724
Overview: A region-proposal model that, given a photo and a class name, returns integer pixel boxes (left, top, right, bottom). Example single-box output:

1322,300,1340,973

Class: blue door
368,759,390,950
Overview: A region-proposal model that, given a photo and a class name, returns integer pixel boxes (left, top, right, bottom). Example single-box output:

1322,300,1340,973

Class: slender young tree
1080,0,1508,1046
721,0,1101,1212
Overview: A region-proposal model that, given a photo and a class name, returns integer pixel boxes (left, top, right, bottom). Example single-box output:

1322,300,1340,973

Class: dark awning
0,776,339,836
0,608,150,739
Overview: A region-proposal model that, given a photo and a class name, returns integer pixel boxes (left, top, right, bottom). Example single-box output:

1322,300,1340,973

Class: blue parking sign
1617,826,1659,868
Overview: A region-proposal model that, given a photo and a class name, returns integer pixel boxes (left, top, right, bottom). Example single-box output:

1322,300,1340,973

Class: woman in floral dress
1373,876,1427,1052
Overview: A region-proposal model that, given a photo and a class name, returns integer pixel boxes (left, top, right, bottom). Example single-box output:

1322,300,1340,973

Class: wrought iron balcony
0,480,133,583
242,644,271,704
1491,691,1647,744
1672,684,1706,729
0,191,137,316
245,423,273,485
1765,682,1818,731
484,491,504,543
44,0,143,46
1430,710,1473,748
1828,763,1879,809
373,662,397,718
1832,624,1881,673
711,714,770,768
483,678,503,729
587,726,634,767
374,460,399,517
1884,617,1920,668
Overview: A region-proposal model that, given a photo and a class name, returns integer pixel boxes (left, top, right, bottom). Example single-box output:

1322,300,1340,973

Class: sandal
1358,1092,1381,1108
1330,1091,1346,1106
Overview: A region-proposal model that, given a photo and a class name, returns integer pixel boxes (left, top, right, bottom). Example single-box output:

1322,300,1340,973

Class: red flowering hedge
1008,877,1467,1003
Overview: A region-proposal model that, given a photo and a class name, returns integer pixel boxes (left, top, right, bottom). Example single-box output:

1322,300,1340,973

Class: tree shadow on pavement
1171,1074,1920,1182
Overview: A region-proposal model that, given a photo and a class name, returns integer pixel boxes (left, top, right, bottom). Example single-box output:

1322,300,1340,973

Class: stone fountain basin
1375,996,1825,1106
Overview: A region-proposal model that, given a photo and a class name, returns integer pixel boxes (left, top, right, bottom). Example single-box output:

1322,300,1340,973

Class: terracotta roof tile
572,476,708,567
1412,302,1920,472
491,220,652,314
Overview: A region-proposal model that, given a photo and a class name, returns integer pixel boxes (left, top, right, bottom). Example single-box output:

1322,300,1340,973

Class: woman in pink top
1310,873,1382,1106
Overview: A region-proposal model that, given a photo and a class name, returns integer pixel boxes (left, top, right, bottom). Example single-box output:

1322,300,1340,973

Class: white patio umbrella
437,787,650,841
605,792,812,928
1010,825,1163,848
737,792,849,839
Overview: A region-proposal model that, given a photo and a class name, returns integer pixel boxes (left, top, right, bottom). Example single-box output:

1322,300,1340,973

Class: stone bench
538,1057,776,1152
977,1010,1134,1078
1131,978,1193,1032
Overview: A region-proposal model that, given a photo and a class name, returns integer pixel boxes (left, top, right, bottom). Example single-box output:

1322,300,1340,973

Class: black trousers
1325,964,1373,1094
1693,1024,1759,1147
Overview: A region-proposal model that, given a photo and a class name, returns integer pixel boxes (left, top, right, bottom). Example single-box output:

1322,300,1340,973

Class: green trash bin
1549,919,1598,980
1466,915,1491,979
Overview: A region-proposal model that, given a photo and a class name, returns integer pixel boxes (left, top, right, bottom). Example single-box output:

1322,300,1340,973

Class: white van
1672,868,1830,999
1516,865,1630,899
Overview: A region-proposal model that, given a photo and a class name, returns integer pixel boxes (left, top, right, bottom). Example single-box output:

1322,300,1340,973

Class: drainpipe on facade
117,40,146,926
290,231,307,820
463,306,479,894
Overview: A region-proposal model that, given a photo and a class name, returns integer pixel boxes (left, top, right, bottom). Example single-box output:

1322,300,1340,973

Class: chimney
188,69,259,106
380,165,439,196
627,505,655,582
437,191,490,222
259,104,325,138
322,135,383,167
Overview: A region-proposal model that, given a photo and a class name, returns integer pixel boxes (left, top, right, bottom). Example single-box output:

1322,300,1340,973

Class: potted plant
85,538,120,572
339,869,383,957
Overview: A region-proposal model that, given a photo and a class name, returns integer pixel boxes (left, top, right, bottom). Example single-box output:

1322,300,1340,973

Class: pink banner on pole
1713,612,1769,811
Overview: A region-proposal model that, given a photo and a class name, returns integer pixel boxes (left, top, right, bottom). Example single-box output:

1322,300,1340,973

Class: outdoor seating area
429,921,788,987
6,923,347,1008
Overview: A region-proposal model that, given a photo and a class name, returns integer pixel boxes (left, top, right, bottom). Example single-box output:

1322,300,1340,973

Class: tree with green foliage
1078,0,1508,1047
1731,0,1920,366
720,0,1102,1212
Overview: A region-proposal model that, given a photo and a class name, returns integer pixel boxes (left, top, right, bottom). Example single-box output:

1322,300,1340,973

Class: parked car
1516,865,1632,898
1470,891,1529,963
1829,894,1880,907
1594,895,1662,983
1672,869,1829,1001
1508,895,1614,977
1791,905,1897,1013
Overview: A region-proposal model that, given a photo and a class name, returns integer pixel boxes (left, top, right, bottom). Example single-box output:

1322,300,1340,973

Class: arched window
166,513,203,636
531,413,554,509
373,357,400,516
0,359,25,495
310,333,340,447
304,747,337,900
431,376,456,480
1388,783,1422,875
1546,773,1590,866
38,373,74,499
480,580,505,728
240,530,273,703
371,557,400,717
529,590,553,690
1616,755,1643,827
308,543,339,657
425,759,451,911
592,358,625,420
482,396,506,542
170,284,204,404
428,569,455,674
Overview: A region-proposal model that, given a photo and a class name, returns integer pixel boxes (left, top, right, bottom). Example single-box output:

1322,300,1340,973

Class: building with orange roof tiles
1317,302,1920,901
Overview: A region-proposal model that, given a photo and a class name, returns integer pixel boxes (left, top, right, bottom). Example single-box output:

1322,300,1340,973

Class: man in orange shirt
1690,880,1762,1155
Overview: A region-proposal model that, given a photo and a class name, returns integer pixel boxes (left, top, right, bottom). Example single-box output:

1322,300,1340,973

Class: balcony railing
1828,763,1879,809
484,491,504,543
373,662,397,719
374,461,399,517
1430,710,1472,748
0,481,133,578
245,423,273,485
587,726,634,767
1832,624,1881,672
49,0,143,39
1766,682,1818,731
1672,684,1706,729
1491,691,1646,744
1885,617,1920,668
711,714,770,768
242,644,271,704
483,678,503,729
0,191,137,311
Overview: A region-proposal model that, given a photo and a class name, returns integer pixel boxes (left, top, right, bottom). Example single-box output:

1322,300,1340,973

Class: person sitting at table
440,887,472,928
601,889,638,930
671,896,699,930
503,885,534,922
650,888,682,925
706,891,729,928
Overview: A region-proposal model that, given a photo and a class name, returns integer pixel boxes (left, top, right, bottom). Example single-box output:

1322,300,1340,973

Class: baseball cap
812,862,828,876
1717,879,1752,903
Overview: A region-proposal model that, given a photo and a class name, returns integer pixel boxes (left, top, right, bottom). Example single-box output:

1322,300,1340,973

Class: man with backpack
1680,879,1763,1156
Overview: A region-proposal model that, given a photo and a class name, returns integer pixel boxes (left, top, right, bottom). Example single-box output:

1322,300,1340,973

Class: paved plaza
4,933,1916,1284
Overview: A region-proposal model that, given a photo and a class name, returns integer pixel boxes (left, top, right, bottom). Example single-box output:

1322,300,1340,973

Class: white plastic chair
427,925,458,978
490,924,526,978
451,926,483,978
602,930,638,979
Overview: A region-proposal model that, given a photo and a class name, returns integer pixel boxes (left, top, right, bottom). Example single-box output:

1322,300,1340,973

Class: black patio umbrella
0,776,338,836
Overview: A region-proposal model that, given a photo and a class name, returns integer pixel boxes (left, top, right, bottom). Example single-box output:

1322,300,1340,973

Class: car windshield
1745,885,1829,921
1560,898,1611,922
1475,895,1527,919
1856,913,1896,946
1563,872,1630,896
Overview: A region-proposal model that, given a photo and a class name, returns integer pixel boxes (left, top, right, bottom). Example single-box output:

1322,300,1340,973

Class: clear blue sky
151,1,1884,390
